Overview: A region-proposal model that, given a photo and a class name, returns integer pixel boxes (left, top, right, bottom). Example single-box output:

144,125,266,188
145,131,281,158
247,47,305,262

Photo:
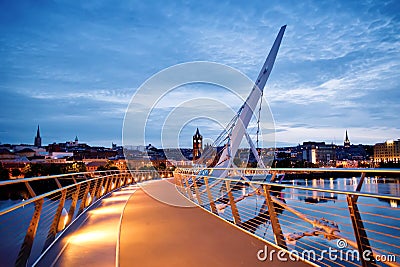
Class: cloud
0,0,399,146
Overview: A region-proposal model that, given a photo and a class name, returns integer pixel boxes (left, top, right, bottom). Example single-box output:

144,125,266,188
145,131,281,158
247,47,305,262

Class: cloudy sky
0,0,399,147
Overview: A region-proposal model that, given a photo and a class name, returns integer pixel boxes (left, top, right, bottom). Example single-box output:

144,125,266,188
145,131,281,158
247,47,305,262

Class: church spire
344,130,350,148
34,125,42,147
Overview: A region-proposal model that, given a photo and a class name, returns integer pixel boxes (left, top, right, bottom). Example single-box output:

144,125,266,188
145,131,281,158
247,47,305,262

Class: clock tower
193,128,203,161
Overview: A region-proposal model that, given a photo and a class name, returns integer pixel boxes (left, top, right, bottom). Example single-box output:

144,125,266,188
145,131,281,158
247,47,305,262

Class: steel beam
226,180,241,225
78,181,91,215
67,184,80,226
42,189,67,252
192,175,203,205
204,177,218,214
263,185,287,250
15,199,43,267
347,172,377,267
90,179,99,202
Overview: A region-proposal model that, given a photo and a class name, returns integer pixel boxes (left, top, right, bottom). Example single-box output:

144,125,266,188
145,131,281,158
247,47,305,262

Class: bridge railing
0,169,165,267
175,167,400,267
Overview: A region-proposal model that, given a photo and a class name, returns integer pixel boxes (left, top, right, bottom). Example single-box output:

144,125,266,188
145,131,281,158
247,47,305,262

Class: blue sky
0,0,399,147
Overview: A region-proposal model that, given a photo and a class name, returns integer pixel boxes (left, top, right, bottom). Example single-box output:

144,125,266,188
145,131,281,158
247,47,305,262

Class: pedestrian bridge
0,169,399,267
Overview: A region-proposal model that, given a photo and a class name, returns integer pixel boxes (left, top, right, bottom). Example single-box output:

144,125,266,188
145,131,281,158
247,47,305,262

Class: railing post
184,176,194,200
346,172,376,267
78,181,91,215
90,179,99,201
191,175,203,205
15,199,43,267
103,175,111,194
106,175,114,193
263,185,287,250
204,177,218,214
42,189,67,251
96,178,105,199
67,184,80,226
225,180,241,225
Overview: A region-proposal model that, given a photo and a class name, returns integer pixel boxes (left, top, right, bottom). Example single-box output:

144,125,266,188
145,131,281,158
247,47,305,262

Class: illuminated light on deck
57,208,69,232
111,190,135,195
102,195,131,203
67,222,117,246
85,193,92,207
89,204,126,216
101,186,105,195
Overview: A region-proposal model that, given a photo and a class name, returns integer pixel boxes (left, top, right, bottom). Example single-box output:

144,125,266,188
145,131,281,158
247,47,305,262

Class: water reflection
282,177,400,207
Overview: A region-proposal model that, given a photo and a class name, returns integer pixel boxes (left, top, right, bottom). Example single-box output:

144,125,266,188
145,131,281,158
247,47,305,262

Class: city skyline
0,124,391,149
1,1,399,147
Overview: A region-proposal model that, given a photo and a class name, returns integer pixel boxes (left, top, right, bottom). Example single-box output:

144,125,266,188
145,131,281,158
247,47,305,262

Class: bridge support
204,177,218,214
192,175,203,205
43,189,67,252
226,181,241,225
263,185,287,250
67,184,80,226
78,180,91,215
347,172,377,267
15,199,43,267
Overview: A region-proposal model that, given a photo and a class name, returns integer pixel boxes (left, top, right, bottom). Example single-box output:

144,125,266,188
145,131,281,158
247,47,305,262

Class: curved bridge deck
36,179,310,266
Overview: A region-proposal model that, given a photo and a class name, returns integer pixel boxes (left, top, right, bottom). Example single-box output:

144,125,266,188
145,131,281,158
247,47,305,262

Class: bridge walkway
36,179,311,267
119,179,310,267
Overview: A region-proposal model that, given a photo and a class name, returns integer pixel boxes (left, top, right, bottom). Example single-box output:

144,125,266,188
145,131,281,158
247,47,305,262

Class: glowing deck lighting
88,205,126,216
68,229,113,245
57,208,69,232
85,193,92,207
111,190,135,195
101,195,131,203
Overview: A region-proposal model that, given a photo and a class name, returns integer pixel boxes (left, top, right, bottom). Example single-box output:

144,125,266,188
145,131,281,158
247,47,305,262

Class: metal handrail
175,167,400,267
0,169,164,186
0,173,114,216
177,167,400,173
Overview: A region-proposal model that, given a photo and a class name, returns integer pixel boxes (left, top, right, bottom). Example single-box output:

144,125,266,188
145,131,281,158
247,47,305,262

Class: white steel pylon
211,25,286,176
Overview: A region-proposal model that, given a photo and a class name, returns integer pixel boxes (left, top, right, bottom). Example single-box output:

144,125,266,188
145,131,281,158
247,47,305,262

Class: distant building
301,142,335,165
344,130,350,148
86,161,106,172
0,148,17,160
192,128,203,161
374,140,400,163
34,125,42,147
